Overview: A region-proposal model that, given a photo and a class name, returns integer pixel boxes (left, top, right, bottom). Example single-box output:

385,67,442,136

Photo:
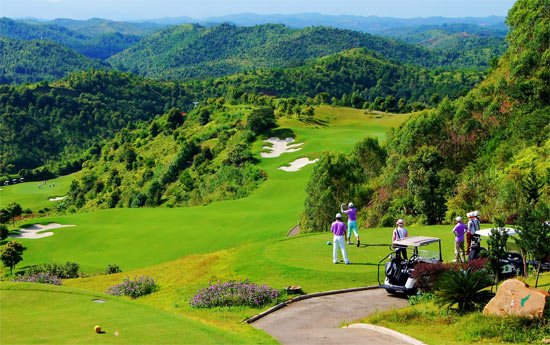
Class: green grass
11,107,409,273
0,173,78,211
0,282,274,344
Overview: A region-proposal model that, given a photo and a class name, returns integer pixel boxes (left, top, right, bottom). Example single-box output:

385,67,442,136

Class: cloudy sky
2,0,516,20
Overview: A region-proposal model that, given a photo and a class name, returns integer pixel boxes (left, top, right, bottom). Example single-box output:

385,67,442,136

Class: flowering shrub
11,272,62,285
412,258,488,291
105,276,156,298
190,279,279,308
26,262,79,278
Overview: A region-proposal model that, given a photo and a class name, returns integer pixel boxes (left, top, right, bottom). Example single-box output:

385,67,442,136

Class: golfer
392,219,408,260
452,216,467,262
341,202,360,246
331,213,351,264
466,211,480,254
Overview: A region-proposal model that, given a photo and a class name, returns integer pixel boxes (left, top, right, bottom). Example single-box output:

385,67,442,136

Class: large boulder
483,279,549,318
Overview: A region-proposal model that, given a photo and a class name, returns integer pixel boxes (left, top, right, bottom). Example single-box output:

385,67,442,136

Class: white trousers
333,235,350,263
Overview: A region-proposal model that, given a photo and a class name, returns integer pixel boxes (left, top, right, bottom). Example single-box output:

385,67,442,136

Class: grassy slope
12,107,408,273
0,173,78,211
0,282,268,345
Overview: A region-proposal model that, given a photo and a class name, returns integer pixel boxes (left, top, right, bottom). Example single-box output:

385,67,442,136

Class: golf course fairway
12,107,409,273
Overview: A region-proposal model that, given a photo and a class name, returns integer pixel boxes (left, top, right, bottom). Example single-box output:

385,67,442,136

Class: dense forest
0,18,142,60
301,0,550,231
0,37,107,84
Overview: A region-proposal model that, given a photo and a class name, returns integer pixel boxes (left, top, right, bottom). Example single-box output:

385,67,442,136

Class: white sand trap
261,137,304,158
49,196,67,201
278,158,319,172
9,223,75,239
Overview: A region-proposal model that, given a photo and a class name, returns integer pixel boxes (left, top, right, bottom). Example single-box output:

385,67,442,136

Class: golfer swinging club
331,213,351,264
341,202,360,247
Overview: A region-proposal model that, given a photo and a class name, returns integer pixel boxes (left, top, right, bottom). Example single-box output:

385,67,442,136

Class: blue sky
2,0,516,20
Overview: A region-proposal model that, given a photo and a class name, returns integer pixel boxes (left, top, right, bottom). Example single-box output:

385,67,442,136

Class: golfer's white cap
473,211,480,217
456,216,462,221
396,219,404,225
467,212,474,218
348,202,354,207
336,213,342,219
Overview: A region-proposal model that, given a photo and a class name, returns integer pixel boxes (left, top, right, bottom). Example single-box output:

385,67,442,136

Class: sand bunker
261,137,304,158
49,196,67,201
278,158,319,172
9,223,75,239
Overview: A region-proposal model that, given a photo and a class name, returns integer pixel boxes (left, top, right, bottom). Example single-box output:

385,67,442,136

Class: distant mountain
147,13,506,34
0,18,142,60
377,23,508,68
0,37,106,84
48,17,165,36
107,23,455,80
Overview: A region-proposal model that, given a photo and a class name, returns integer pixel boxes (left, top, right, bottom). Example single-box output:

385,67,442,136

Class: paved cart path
252,288,423,345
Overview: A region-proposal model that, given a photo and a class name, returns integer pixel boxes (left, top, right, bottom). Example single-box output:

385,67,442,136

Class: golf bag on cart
468,235,485,261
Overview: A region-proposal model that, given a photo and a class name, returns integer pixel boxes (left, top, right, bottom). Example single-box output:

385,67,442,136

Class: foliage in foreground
434,267,495,312
190,279,279,308
105,276,156,298
366,301,550,345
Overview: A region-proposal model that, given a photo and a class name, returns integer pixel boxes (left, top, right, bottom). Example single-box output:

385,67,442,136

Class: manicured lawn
12,107,409,273
0,173,78,211
0,282,274,344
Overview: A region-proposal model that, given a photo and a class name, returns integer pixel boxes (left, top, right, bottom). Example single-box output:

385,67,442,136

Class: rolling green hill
0,37,107,84
49,17,165,36
107,23,451,80
0,18,142,60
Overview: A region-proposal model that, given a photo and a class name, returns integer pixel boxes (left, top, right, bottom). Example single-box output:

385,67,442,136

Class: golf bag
468,235,485,261
385,256,411,286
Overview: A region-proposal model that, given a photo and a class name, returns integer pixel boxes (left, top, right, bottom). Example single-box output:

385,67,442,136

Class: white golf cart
471,227,524,278
378,236,442,295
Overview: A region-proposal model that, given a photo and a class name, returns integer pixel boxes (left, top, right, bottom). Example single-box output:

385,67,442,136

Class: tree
407,146,446,224
352,136,387,181
166,107,184,129
486,217,509,283
302,152,361,233
1,240,24,274
4,202,23,226
246,107,276,135
0,224,8,241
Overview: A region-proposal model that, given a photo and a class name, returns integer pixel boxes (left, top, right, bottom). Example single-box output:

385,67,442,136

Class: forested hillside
46,17,164,36
107,23,466,80
0,37,106,84
64,103,269,211
0,18,142,60
0,43,486,177
302,0,550,231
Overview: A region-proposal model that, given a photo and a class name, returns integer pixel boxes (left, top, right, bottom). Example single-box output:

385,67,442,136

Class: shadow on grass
268,128,295,139
298,117,329,127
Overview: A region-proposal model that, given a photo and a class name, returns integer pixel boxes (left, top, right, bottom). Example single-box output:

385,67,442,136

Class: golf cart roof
393,236,441,248
477,227,519,237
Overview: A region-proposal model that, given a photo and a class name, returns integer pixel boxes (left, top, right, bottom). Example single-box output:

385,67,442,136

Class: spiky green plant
434,267,495,312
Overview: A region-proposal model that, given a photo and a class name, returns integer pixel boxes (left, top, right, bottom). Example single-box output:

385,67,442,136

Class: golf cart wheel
385,288,396,294
405,288,418,296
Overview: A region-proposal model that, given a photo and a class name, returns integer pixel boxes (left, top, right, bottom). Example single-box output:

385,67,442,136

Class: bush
190,279,279,308
408,291,435,306
435,267,495,312
106,276,156,298
26,262,79,279
411,258,488,292
11,272,62,285
0,224,8,240
104,264,122,275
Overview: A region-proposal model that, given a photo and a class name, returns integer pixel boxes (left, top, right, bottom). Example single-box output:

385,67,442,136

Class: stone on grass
483,279,549,318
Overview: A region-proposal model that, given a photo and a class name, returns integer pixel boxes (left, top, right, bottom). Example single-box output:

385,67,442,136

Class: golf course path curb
346,324,427,345
243,285,380,323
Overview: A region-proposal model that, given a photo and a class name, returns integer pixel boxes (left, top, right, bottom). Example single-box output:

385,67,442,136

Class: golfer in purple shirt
341,202,360,247
452,216,467,262
331,213,350,264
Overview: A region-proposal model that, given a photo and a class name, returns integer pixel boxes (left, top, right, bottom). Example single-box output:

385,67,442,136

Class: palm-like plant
434,267,495,312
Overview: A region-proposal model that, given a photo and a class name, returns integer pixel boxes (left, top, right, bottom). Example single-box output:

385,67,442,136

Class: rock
483,279,550,318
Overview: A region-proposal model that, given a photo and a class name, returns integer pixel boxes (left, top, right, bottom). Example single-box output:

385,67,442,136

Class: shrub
411,258,488,292
104,264,122,275
27,262,79,279
106,276,156,298
435,267,495,312
11,272,62,285
408,291,435,306
0,224,8,240
190,279,279,308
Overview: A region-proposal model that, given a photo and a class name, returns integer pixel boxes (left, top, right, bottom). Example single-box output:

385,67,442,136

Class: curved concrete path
252,288,420,345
